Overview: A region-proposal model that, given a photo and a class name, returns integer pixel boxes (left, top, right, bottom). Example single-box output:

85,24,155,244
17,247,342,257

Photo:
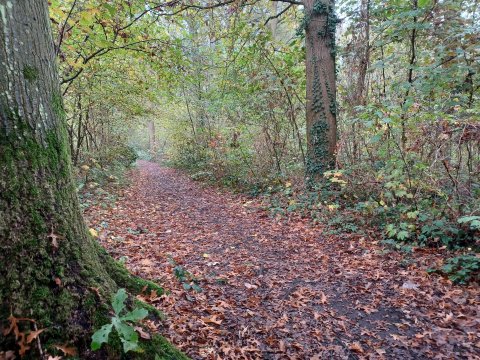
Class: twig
30,310,44,359
265,4,293,25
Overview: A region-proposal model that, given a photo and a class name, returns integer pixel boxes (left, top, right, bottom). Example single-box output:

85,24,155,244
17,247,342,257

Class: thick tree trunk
0,0,114,332
0,1,169,357
304,0,337,181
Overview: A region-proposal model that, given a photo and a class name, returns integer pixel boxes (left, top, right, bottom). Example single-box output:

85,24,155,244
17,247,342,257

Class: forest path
85,161,479,360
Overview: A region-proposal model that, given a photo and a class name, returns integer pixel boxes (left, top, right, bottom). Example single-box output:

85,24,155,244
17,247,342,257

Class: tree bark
0,1,167,357
304,0,338,181
148,120,156,155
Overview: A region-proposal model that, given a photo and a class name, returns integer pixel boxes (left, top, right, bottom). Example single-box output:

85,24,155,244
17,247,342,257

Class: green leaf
407,211,419,219
121,337,140,353
112,317,139,353
91,323,113,350
103,3,116,16
112,317,138,343
112,288,127,315
457,215,480,224
121,308,148,322
470,220,480,230
418,0,431,7
458,216,480,230
397,230,409,240
182,283,191,290
192,284,203,293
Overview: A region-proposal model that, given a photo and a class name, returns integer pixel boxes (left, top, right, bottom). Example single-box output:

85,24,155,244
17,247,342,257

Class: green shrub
430,255,480,284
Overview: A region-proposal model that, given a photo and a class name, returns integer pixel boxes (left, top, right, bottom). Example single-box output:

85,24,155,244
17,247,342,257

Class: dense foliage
50,0,479,276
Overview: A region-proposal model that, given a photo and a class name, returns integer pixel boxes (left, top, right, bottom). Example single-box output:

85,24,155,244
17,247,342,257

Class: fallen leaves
319,291,328,304
53,344,77,357
2,315,37,356
82,162,480,359
201,315,223,326
243,282,258,290
349,341,364,354
0,351,16,360
134,326,151,340
26,329,45,344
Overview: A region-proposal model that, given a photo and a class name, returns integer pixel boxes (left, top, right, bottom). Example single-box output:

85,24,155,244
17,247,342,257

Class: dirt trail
85,161,479,359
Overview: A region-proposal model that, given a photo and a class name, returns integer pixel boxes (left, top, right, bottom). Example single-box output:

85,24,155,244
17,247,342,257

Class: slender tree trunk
304,0,338,181
400,0,418,148
148,120,156,155
352,0,370,163
269,1,279,39
0,1,165,356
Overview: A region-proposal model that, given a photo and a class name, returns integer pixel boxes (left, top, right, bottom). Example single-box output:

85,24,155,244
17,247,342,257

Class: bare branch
271,0,303,6
265,3,293,25
55,0,78,55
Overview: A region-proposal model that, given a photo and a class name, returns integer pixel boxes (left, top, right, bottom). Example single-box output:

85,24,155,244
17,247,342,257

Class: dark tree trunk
0,1,169,357
304,0,338,181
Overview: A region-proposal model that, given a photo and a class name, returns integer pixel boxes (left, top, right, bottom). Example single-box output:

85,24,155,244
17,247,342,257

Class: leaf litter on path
84,161,480,359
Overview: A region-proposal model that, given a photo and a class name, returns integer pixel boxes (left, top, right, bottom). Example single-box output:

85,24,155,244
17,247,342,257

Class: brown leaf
26,328,45,344
134,326,151,340
0,350,16,360
376,348,387,355
88,287,101,299
54,344,77,357
349,342,364,354
201,315,223,325
244,283,258,290
3,315,17,337
17,334,30,356
320,291,328,304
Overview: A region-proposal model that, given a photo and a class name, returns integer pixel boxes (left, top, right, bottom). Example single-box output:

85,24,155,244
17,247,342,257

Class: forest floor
84,160,479,360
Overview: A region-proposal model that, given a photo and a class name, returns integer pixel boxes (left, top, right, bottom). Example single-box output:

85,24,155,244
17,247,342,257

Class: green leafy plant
457,216,480,231
430,255,480,284
167,257,203,293
91,288,148,353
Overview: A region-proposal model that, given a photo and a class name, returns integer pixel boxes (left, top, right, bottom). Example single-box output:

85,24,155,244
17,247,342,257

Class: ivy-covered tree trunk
304,0,338,181
0,1,173,358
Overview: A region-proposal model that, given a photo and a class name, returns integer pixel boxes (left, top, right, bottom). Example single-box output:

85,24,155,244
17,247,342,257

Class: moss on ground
139,334,189,360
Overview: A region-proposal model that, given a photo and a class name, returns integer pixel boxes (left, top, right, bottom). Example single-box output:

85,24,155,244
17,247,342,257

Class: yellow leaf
327,204,338,212
89,228,98,238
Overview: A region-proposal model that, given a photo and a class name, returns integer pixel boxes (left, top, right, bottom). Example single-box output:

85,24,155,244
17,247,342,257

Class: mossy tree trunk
0,1,165,357
304,0,338,181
